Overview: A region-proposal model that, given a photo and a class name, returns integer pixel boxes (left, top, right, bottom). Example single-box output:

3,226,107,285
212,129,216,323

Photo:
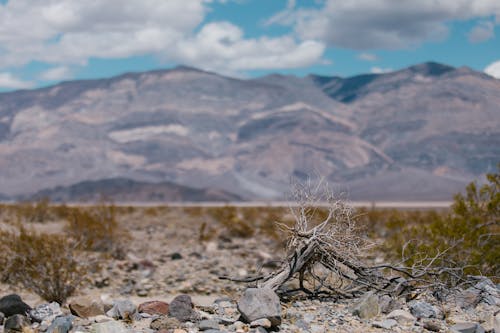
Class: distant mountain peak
406,62,455,76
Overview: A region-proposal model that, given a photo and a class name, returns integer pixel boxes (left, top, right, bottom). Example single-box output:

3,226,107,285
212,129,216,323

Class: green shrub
387,168,499,279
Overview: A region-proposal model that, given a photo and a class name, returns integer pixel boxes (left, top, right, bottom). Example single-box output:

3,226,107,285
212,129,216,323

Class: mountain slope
25,178,241,202
0,63,498,201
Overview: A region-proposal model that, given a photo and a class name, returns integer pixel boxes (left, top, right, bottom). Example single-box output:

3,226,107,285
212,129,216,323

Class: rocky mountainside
0,62,498,201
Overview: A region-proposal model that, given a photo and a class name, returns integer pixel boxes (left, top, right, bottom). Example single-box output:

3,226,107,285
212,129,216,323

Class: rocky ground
0,207,499,333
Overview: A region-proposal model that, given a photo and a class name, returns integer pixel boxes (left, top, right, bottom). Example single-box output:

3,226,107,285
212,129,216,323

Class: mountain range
0,62,498,202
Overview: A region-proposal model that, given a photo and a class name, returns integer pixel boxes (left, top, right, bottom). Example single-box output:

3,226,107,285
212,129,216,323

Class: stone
171,253,183,260
237,288,281,327
379,295,400,314
150,316,182,330
91,320,129,333
386,309,416,324
106,300,139,321
4,314,31,333
408,300,440,319
250,318,272,328
372,319,397,329
69,297,105,318
168,295,199,322
29,302,63,323
450,322,485,333
138,301,169,315
198,319,219,330
0,295,31,317
47,315,73,333
89,315,111,323
351,291,379,319
0,312,4,325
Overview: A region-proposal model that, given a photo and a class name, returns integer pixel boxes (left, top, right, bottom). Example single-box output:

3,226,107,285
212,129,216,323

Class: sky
0,0,499,91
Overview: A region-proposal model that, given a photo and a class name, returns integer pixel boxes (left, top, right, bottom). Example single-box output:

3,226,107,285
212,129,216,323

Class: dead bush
15,197,52,223
65,202,129,258
0,226,91,304
207,206,255,238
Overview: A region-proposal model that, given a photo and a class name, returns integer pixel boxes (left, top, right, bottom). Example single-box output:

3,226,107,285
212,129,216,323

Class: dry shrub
0,226,91,304
207,206,255,238
65,202,129,258
15,197,52,223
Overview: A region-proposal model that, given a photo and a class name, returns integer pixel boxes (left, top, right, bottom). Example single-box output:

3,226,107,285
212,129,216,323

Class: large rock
168,295,200,322
29,302,63,323
138,301,169,315
106,300,139,321
4,314,31,333
237,288,281,327
69,297,105,318
0,294,31,317
351,291,380,319
47,315,73,333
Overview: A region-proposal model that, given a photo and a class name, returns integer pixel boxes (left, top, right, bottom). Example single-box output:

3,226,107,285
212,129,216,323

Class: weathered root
223,180,478,299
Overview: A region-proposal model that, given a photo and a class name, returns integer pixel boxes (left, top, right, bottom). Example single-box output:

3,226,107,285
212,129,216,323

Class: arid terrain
0,202,498,333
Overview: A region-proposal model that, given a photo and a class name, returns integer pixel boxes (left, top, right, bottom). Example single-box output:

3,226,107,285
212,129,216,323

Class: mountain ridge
0,61,498,201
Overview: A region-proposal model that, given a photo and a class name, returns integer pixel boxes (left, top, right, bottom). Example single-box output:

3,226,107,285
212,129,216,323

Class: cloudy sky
0,0,499,91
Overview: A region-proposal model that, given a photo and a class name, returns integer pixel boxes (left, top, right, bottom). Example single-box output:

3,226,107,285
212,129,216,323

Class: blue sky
0,0,499,91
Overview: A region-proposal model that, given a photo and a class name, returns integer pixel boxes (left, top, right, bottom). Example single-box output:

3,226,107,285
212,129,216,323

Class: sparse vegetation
65,201,129,258
385,168,499,279
0,226,91,304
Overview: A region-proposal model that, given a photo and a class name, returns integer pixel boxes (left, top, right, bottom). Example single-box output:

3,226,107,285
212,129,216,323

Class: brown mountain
0,62,498,201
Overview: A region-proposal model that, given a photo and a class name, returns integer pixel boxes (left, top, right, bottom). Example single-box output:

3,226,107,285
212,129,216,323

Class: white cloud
268,0,500,49
484,60,500,79
0,0,325,75
39,66,73,81
467,20,495,43
358,53,378,62
370,66,392,74
0,72,34,89
171,22,325,74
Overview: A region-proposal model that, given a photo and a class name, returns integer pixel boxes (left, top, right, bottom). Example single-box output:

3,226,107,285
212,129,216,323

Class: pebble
450,322,486,333
29,302,63,323
106,300,139,321
150,316,182,330
386,309,416,324
372,319,397,329
4,314,31,333
91,320,129,333
351,291,379,319
409,300,440,319
198,319,219,330
69,297,105,318
250,318,272,328
46,315,73,333
169,295,200,322
138,301,169,315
